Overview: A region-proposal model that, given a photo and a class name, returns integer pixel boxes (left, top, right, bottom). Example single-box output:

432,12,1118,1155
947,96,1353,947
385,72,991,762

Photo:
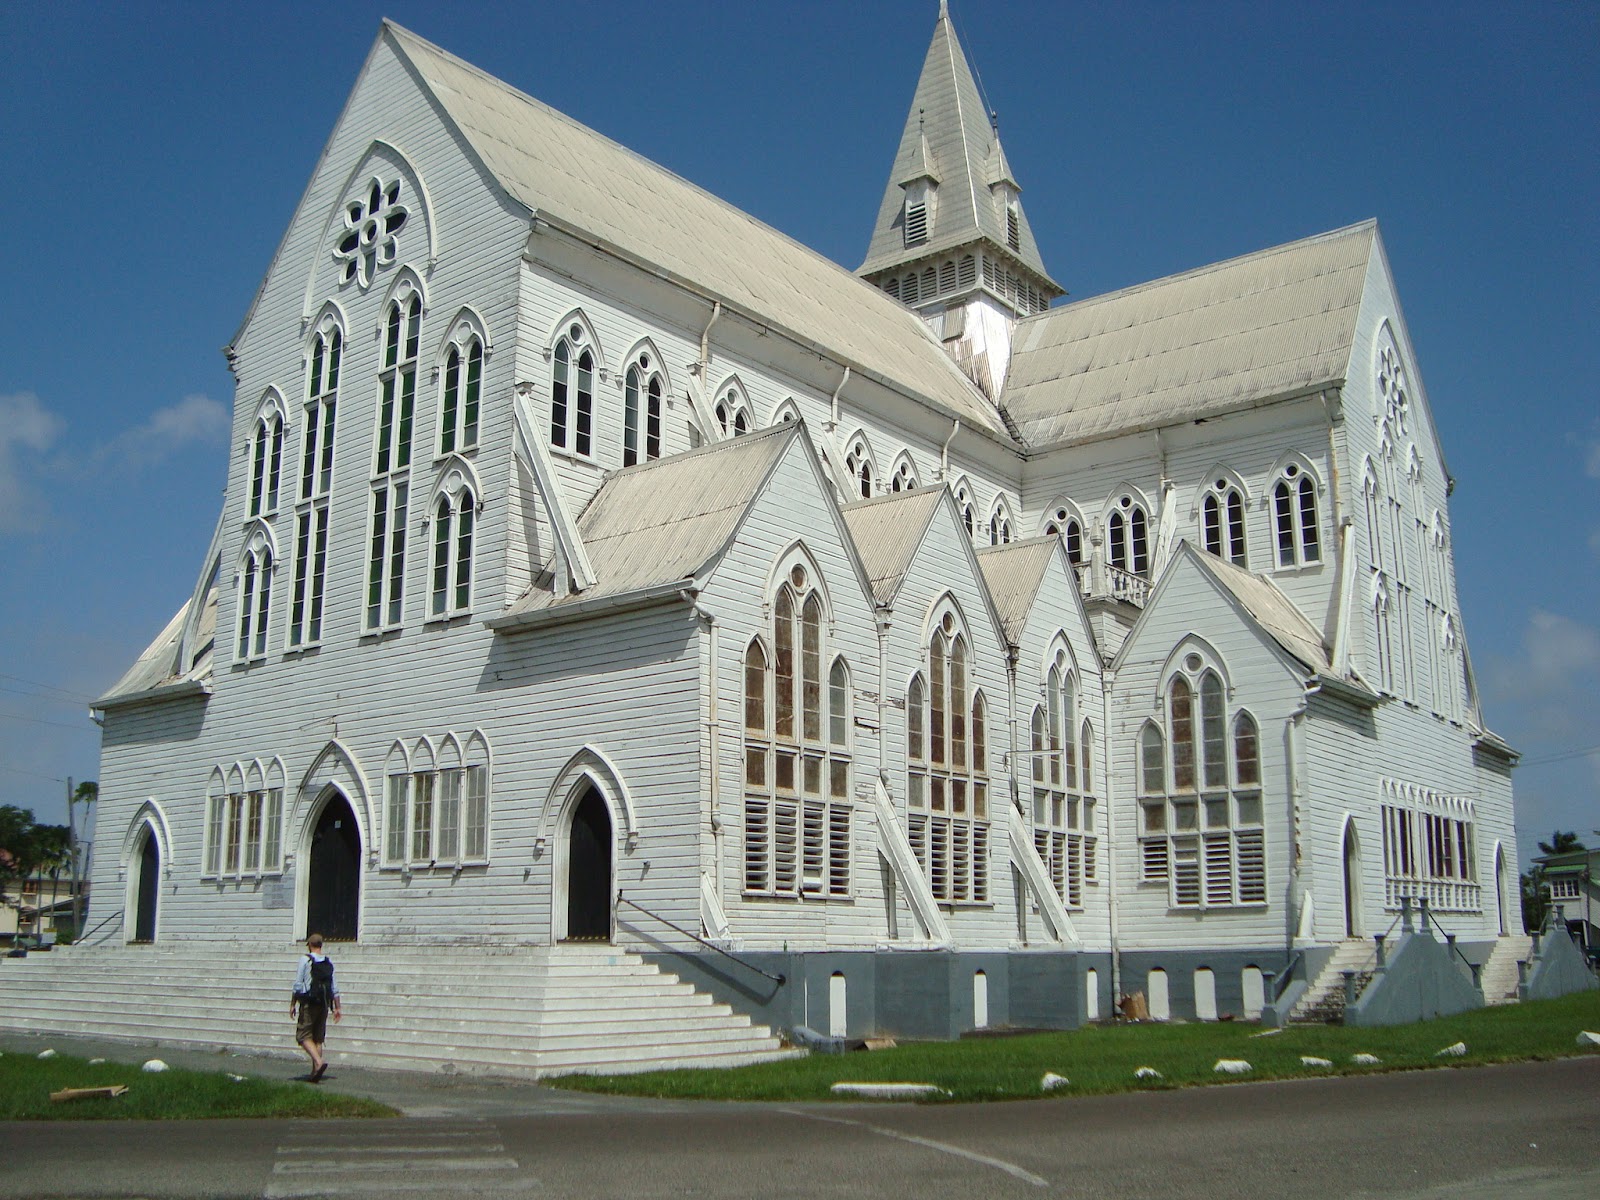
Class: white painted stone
228,1073,247,1082
1040,1072,1070,1091
830,1082,948,1100
1213,1059,1252,1074
1577,1031,1600,1047
1434,1042,1466,1057
36,1049,55,1059
141,1059,169,1073
88,1057,106,1064
1249,1028,1284,1038
1351,1053,1382,1065
1134,1066,1162,1080
1300,1056,1333,1068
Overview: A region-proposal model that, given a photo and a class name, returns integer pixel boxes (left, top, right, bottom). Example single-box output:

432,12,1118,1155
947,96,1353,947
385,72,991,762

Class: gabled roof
1183,546,1332,675
975,536,1058,646
856,5,1055,287
383,23,1009,440
839,486,945,606
96,586,216,708
496,424,800,623
1002,222,1376,448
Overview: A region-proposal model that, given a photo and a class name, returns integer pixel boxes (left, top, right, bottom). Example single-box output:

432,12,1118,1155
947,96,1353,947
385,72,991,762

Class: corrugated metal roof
975,537,1057,645
857,10,1054,286
839,487,944,605
386,24,1008,439
1187,548,1331,675
1001,222,1375,448
505,424,797,618
96,586,216,705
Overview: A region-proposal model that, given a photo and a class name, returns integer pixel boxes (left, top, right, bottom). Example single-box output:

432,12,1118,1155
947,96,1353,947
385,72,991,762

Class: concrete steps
1290,939,1378,1024
1479,932,1532,1005
0,942,799,1078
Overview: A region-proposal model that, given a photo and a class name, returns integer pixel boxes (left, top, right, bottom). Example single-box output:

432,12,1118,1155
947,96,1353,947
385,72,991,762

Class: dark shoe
310,1063,327,1083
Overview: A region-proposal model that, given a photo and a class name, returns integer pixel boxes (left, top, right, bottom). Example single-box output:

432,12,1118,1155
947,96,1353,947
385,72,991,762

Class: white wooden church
8,7,1556,1071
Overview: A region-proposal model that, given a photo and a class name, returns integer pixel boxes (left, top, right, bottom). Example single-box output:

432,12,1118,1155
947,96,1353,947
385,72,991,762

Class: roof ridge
840,483,945,512
1018,219,1377,326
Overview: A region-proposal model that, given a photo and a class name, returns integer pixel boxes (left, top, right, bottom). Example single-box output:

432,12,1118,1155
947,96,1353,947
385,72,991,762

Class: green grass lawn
550,990,1600,1103
0,1051,396,1120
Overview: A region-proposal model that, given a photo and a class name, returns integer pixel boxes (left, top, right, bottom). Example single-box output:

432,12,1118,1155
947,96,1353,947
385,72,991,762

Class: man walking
291,932,342,1082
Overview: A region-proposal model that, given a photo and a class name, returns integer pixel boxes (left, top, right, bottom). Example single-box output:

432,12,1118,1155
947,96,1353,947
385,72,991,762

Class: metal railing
76,908,124,947
616,893,786,987
1423,903,1479,983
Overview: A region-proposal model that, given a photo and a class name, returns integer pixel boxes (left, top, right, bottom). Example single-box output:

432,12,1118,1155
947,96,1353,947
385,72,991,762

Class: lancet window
367,284,421,631
1201,477,1248,566
291,321,340,647
1136,653,1265,908
1271,460,1321,567
383,733,491,867
743,562,852,899
550,322,595,457
429,468,476,619
438,322,483,456
203,760,286,879
1108,493,1150,577
248,399,285,519
236,529,274,663
623,355,664,466
1031,647,1097,908
907,607,989,904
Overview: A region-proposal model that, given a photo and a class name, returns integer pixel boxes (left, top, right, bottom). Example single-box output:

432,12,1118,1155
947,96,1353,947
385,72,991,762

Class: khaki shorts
296,1001,328,1045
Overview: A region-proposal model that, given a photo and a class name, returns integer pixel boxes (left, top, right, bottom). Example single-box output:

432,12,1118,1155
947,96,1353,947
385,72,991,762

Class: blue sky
0,1,1595,863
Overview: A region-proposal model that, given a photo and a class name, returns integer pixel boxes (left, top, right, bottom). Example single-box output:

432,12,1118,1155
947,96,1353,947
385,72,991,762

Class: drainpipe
1102,666,1121,1004
683,589,722,903
828,365,851,433
939,419,961,481
1321,390,1344,542
1287,702,1308,959
1003,643,1022,941
697,301,722,378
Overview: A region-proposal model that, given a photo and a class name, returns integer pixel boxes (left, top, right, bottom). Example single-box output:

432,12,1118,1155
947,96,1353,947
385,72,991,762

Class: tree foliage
0,805,72,902
1537,830,1586,856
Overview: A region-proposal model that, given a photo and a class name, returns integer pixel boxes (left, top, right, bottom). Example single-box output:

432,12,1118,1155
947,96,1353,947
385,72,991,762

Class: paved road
2,1034,1596,1198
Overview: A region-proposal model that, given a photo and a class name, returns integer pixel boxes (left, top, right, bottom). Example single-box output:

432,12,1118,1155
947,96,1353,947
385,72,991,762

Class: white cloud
1484,610,1600,747
91,394,229,470
0,391,64,534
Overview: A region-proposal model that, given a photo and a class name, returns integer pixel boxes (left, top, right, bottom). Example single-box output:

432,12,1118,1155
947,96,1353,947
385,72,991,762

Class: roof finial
939,0,949,19
990,109,999,135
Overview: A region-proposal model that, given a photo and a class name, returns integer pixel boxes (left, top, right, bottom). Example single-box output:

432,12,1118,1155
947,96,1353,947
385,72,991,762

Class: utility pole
67,777,81,940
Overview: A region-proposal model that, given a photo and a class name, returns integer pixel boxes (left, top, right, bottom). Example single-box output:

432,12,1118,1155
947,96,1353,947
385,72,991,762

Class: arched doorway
1495,847,1508,936
131,826,159,943
565,787,613,941
305,791,361,941
1343,822,1363,937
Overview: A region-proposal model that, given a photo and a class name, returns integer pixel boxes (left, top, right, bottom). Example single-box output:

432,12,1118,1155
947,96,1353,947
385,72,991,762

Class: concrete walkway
0,1029,713,1119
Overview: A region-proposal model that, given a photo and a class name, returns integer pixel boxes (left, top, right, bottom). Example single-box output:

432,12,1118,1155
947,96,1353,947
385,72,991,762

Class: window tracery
1200,476,1247,565
1271,460,1321,567
291,319,340,648
623,353,664,466
1107,492,1150,577
429,467,476,619
335,177,408,289
383,732,491,867
367,282,421,631
550,321,596,457
438,317,484,456
844,435,876,499
1031,646,1096,907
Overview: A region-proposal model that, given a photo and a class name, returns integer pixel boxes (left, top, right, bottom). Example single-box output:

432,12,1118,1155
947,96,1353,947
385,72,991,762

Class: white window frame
549,314,600,459
382,732,492,869
843,432,877,500
203,759,286,879
623,349,665,466
1269,455,1323,569
428,463,477,620
437,309,488,458
247,392,287,520
235,524,276,665
290,315,341,649
1197,470,1249,566
889,452,920,493
712,377,754,440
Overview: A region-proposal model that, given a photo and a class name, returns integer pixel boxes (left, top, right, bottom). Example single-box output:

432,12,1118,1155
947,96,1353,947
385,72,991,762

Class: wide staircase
0,941,798,1078
1479,932,1533,1005
1289,938,1378,1024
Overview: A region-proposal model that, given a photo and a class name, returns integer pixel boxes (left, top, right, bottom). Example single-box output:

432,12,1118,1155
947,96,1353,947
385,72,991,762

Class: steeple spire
857,3,1060,319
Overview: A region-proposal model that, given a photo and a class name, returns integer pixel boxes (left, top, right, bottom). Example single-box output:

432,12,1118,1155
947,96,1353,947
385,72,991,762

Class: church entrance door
132,828,159,943
1343,823,1362,938
565,788,612,941
306,792,360,941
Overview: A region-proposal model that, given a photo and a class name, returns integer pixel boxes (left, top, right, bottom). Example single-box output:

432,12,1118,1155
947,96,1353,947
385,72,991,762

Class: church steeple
858,2,1061,334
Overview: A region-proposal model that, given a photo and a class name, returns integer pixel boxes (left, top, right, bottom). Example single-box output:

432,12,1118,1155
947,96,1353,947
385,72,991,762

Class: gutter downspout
827,365,851,433
1329,519,1357,677
683,589,723,925
1003,642,1022,941
1102,666,1121,1004
939,419,961,481
686,301,725,442
1287,702,1308,952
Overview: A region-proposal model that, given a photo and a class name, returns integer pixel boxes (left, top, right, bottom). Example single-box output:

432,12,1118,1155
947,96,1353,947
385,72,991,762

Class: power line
0,763,68,783
0,711,100,735
1518,743,1600,768
0,672,97,705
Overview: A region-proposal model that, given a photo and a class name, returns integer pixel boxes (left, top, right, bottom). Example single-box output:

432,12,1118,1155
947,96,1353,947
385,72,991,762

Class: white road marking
782,1107,1049,1188
263,1119,528,1198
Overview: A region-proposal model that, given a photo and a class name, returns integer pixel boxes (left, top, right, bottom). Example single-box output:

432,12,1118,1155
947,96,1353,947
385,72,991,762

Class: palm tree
1538,830,1586,857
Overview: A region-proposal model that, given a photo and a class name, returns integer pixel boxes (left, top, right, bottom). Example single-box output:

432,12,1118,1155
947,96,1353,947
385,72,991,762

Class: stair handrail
1423,905,1478,979
1271,949,1305,1003
76,908,124,947
615,893,787,987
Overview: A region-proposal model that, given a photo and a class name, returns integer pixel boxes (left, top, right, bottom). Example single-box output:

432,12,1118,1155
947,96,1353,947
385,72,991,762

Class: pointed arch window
1201,477,1248,565
1031,647,1097,908
1043,505,1085,565
429,471,475,619
550,322,595,457
713,384,752,439
248,401,285,518
1108,493,1150,577
622,354,665,466
366,286,421,631
743,561,852,899
987,499,1014,546
236,530,274,663
1137,654,1265,907
383,731,491,868
844,436,876,499
907,607,989,903
952,481,976,539
438,327,483,456
1272,461,1321,567
291,322,340,647
204,758,285,879
889,453,919,493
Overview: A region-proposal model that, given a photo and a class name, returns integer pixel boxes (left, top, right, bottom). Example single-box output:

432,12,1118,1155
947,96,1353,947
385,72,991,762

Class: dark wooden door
566,789,612,941
133,831,159,942
306,794,361,941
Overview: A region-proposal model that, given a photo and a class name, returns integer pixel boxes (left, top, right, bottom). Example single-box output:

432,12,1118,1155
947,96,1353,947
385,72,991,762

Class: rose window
335,178,408,288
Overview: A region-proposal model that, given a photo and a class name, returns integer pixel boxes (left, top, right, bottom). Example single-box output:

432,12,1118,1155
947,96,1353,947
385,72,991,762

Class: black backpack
304,955,335,1007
